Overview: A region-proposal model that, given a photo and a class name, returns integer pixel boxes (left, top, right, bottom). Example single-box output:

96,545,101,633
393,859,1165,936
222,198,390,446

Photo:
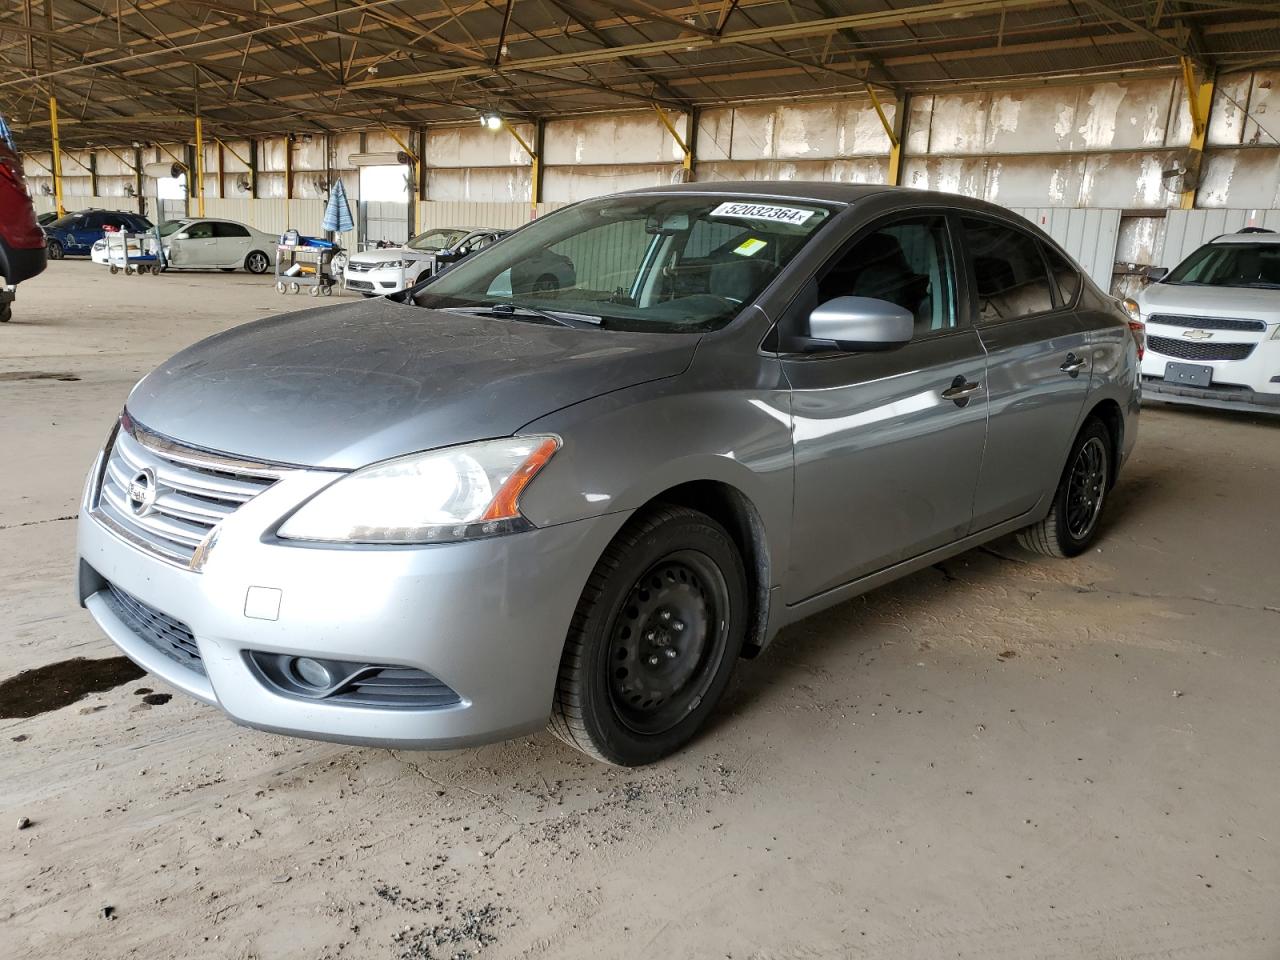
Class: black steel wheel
550,504,748,765
245,250,271,274
1017,417,1112,558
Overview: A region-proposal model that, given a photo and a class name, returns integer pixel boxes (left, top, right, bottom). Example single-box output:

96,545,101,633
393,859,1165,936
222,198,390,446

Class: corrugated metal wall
1157,209,1280,268
1009,208,1122,289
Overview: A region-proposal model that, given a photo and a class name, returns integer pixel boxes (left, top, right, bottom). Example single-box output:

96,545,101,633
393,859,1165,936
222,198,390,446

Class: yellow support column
1179,57,1214,211
194,113,206,217
865,84,903,187
653,104,693,181
48,95,64,217
499,120,540,219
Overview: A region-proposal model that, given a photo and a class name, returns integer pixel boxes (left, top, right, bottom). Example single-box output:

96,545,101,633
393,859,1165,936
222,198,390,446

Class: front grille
93,420,281,569
1147,314,1266,333
246,652,461,710
346,261,375,273
1147,335,1256,362
101,580,203,674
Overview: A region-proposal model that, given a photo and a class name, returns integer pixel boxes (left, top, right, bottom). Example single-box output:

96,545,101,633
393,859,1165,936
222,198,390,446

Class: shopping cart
275,238,341,297
105,229,165,275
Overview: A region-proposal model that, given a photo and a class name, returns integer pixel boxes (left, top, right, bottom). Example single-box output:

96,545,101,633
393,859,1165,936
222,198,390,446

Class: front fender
516,365,794,590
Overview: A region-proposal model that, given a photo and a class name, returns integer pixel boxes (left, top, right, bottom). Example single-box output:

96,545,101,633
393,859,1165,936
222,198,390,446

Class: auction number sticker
711,201,815,226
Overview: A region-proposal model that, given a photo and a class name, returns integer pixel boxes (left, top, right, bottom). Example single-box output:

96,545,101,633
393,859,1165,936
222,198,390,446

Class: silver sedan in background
77,183,1140,765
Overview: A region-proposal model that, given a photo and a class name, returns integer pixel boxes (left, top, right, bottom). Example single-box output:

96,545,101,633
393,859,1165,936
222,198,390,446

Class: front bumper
1140,332,1280,414
76,451,627,749
343,266,412,294
0,236,48,285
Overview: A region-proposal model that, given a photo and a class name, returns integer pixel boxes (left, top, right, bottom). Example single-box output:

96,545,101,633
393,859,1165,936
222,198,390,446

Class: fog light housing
292,656,333,689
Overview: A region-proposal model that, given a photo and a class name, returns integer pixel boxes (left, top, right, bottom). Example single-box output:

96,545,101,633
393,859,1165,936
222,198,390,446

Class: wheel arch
1083,397,1123,487
634,479,772,659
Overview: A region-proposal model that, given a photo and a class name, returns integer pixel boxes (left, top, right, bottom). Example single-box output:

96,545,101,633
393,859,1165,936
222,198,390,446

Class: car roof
606,180,1030,220
1210,230,1280,245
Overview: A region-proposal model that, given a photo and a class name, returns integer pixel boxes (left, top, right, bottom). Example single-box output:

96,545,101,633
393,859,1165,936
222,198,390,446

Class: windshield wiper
447,302,603,329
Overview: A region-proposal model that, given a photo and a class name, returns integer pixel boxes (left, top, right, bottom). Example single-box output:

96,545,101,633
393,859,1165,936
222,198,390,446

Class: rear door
959,215,1092,529
212,221,252,267
782,211,989,601
69,212,101,252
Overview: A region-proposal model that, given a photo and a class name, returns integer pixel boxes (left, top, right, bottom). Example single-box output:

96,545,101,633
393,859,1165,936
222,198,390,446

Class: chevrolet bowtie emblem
1182,329,1213,340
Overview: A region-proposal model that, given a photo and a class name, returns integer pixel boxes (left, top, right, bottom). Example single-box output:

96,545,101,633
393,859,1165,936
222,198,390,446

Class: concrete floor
2,261,1279,960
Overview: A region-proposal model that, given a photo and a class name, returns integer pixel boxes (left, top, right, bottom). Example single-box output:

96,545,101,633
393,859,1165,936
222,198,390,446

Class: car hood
348,248,430,266
125,298,698,469
1137,281,1280,324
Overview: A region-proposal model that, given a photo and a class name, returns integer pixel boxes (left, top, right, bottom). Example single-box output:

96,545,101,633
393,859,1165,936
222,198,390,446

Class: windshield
407,228,467,252
159,220,189,237
413,194,837,332
1165,241,1280,289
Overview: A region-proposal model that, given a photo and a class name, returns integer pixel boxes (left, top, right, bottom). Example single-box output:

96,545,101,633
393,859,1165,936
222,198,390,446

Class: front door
782,213,988,602
959,216,1093,528
174,220,218,267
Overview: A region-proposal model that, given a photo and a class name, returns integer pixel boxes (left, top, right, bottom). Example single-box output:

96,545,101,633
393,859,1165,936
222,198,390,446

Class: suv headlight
1121,297,1141,322
277,436,560,544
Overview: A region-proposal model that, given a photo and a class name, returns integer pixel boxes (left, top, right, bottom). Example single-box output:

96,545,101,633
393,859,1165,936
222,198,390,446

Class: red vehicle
0,114,47,323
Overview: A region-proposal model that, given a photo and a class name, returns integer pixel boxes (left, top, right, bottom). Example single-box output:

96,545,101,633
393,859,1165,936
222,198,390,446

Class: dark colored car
44,209,153,259
0,115,47,323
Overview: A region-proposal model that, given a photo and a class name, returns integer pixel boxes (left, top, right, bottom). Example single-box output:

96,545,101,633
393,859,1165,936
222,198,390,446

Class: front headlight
277,436,560,544
377,259,410,270
1121,297,1141,322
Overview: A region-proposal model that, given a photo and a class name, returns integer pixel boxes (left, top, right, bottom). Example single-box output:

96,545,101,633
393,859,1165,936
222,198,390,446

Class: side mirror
1146,266,1168,282
808,296,914,351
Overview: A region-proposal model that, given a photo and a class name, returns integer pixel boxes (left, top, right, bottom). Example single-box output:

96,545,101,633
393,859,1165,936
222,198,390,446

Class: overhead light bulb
482,113,503,130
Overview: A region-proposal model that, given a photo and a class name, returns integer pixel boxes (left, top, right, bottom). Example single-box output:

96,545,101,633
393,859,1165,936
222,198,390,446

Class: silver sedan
77,183,1140,765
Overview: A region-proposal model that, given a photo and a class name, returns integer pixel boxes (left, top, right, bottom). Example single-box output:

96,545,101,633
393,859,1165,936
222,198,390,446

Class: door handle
1060,353,1088,377
941,375,982,406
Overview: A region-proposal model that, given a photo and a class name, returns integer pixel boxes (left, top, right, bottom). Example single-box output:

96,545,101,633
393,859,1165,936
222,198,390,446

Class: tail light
1128,320,1145,361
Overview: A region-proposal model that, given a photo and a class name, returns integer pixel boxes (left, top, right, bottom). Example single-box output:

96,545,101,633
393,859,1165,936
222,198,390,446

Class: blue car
44,209,152,259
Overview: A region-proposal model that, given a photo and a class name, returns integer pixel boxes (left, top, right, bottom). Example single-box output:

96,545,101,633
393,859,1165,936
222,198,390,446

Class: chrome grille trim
91,418,289,570
1147,313,1266,333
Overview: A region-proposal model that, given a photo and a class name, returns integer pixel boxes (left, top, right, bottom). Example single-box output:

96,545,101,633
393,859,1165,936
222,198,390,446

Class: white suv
1129,230,1280,415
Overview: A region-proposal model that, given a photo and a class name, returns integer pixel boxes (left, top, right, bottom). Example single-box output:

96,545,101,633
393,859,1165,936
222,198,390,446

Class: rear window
962,217,1056,322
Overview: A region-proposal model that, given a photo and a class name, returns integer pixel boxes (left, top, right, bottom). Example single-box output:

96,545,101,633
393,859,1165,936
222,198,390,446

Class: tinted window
80,213,102,229
818,215,957,336
101,215,128,231
962,218,1055,322
184,221,215,239
1043,244,1081,305
213,222,250,238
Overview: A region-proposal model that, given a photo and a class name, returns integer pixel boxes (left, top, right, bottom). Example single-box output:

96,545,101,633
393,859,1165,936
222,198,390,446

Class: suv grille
1146,335,1255,362
1147,314,1266,333
101,580,203,674
93,419,282,569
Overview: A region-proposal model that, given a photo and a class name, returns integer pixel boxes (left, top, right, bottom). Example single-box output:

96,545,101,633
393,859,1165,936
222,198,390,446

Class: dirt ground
3,261,1279,960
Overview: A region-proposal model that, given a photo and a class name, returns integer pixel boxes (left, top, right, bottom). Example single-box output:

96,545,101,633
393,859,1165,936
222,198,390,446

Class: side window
962,218,1055,322
184,221,214,239
817,215,957,336
100,216,127,231
81,213,102,229
1043,244,1081,305
213,222,250,238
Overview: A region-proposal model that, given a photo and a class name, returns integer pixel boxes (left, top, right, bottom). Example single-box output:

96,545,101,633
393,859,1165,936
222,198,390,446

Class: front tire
0,301,10,323
549,505,747,766
245,250,271,274
47,240,63,260
1016,418,1112,558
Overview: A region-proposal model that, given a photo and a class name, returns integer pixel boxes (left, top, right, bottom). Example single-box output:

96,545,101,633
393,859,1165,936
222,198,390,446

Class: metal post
194,113,206,217
653,104,693,181
499,120,539,219
865,84,903,187
532,120,546,211
88,151,98,198
133,145,144,216
285,134,293,226
48,94,64,216
249,139,258,199
888,94,909,186
1179,56,1214,211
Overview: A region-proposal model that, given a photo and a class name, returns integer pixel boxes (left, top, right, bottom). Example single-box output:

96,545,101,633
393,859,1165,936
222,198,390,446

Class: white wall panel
1010,207,1122,290
1156,208,1280,268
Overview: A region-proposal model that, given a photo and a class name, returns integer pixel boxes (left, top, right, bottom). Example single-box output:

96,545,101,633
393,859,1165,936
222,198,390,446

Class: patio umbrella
322,178,354,233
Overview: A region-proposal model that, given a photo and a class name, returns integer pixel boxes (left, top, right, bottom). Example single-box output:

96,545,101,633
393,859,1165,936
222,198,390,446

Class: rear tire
1016,418,1112,558
47,240,63,260
549,505,747,766
0,301,10,323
